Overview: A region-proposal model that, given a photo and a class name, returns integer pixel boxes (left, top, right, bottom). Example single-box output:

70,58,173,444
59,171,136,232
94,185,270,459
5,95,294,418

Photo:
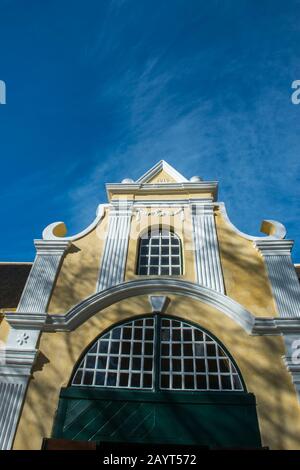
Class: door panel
52,387,262,448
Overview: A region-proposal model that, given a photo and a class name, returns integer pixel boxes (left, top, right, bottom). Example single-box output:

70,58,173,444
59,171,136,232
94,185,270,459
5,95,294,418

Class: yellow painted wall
47,214,108,314
47,200,278,318
13,294,300,450
0,316,10,343
215,207,277,317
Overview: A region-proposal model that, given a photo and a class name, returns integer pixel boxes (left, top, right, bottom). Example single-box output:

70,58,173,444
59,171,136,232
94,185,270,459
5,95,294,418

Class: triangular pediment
136,160,188,184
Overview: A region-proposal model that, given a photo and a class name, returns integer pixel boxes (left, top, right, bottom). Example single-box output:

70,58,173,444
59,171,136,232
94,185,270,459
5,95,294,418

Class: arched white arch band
13,279,298,334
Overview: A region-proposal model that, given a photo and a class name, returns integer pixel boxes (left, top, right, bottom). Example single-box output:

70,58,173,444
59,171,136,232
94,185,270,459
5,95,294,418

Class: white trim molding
42,204,106,241
254,240,300,318
218,202,287,241
97,201,133,291
190,203,225,294
35,279,300,335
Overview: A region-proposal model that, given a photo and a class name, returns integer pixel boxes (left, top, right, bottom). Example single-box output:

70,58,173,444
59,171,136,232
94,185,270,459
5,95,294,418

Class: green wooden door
52,388,262,448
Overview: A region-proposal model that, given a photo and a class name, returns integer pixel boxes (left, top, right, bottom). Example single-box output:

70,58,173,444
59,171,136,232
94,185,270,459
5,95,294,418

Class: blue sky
0,0,300,261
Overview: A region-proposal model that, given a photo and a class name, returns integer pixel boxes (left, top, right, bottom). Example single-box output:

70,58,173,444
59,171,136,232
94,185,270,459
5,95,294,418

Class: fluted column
254,240,300,318
0,240,70,449
190,203,224,293
97,201,133,291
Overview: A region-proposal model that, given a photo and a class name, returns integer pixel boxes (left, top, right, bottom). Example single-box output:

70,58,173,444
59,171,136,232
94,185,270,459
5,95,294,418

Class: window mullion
153,313,161,392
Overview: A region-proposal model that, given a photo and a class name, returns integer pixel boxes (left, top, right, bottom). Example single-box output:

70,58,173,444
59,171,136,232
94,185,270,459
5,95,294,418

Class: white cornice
254,239,294,255
34,239,71,255
5,312,47,330
42,204,107,241
218,202,287,241
106,182,218,201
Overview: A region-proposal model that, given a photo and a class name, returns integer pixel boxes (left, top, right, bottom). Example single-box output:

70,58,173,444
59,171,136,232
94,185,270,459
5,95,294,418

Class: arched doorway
51,315,261,448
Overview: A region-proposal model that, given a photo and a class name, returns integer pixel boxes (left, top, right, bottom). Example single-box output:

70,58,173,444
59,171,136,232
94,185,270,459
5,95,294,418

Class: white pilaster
97,202,133,291
254,240,300,318
0,240,70,449
191,203,224,293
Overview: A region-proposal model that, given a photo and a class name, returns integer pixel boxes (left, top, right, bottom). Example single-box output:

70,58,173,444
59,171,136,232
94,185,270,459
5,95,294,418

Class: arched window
72,316,244,392
137,228,182,275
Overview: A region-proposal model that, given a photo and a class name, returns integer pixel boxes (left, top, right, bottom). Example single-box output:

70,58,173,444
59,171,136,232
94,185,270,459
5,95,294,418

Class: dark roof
0,263,32,309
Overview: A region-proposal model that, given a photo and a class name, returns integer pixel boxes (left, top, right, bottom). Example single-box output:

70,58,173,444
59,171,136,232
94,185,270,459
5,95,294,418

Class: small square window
145,329,154,340
171,267,181,275
143,374,153,388
209,375,219,390
83,371,94,385
144,343,153,355
110,342,120,354
97,357,107,370
108,356,119,370
144,358,153,371
121,342,131,355
206,344,216,356
183,344,193,356
233,375,243,390
184,359,194,373
107,372,117,387
95,372,105,386
172,329,181,341
134,328,143,340
221,375,232,389
86,356,96,369
130,373,141,388
160,374,169,388
196,375,207,390
161,267,169,275
73,370,82,385
207,359,218,372
112,328,121,339
195,359,206,372
172,375,182,389
172,343,182,356
123,328,132,340
119,373,129,387
172,359,181,372
139,266,148,275
133,342,142,355
149,266,159,275
184,375,195,389
161,358,169,371
120,357,130,369
99,341,108,354
132,357,141,370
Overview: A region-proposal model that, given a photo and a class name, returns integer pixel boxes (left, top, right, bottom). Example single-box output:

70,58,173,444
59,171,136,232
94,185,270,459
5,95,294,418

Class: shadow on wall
14,219,300,449
18,297,300,450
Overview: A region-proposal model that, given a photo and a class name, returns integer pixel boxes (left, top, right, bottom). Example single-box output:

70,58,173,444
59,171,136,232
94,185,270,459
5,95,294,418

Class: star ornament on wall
16,332,30,346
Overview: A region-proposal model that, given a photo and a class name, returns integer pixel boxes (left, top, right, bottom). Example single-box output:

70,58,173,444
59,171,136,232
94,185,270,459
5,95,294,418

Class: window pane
94,372,104,386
